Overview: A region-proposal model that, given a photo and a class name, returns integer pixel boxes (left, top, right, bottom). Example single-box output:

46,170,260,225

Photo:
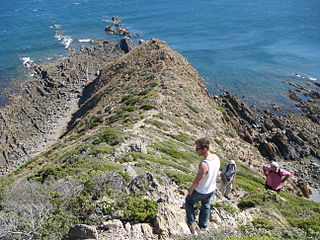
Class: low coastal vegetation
0,39,319,240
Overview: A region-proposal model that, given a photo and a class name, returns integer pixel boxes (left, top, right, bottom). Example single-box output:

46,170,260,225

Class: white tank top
195,154,220,194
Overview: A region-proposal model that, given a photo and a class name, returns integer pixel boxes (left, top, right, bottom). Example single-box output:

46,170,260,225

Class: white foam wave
20,57,34,68
308,77,317,81
50,24,61,29
55,32,73,49
102,19,113,23
78,39,91,43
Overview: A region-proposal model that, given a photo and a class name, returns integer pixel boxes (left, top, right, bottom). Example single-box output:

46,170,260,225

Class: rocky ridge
0,39,124,174
0,38,319,240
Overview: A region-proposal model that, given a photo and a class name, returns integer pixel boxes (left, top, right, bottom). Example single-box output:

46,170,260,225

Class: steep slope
0,39,123,174
0,39,319,240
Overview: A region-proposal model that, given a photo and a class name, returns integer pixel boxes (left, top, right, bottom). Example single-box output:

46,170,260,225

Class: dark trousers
265,184,280,193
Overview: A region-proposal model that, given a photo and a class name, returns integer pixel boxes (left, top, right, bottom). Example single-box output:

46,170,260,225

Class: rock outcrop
217,84,320,191
0,39,124,174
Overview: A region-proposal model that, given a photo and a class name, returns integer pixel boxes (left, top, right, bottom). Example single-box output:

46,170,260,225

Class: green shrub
152,141,199,162
119,172,130,181
32,165,63,183
186,104,200,113
123,105,135,112
251,217,274,230
121,95,139,105
92,128,124,146
38,213,80,239
153,114,166,120
165,170,194,188
88,116,103,129
139,88,153,96
67,194,96,218
212,201,239,214
109,110,130,122
214,105,226,113
146,120,167,129
166,132,190,143
214,138,224,147
117,197,158,223
88,145,114,155
288,218,320,232
141,104,155,110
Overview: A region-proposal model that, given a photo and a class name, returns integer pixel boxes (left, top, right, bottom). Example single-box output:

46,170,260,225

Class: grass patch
165,170,194,188
92,128,125,146
122,105,135,112
214,138,224,147
87,145,114,155
251,217,274,230
186,103,201,114
212,201,239,214
141,104,155,110
88,116,103,129
152,141,199,163
101,197,158,223
146,119,167,129
166,132,190,143
121,94,139,105
125,152,191,172
139,88,153,96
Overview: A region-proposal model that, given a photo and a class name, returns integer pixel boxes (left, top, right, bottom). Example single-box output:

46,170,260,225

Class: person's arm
188,162,208,195
281,170,292,183
232,173,236,183
263,166,269,176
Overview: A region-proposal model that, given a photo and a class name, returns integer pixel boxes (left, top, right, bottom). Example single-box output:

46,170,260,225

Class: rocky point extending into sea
0,24,319,239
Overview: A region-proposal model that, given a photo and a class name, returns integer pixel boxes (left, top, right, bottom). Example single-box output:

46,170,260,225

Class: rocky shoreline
0,38,125,174
215,79,320,195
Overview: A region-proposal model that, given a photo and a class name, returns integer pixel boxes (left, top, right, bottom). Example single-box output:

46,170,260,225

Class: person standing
221,160,237,199
185,138,220,236
263,161,292,192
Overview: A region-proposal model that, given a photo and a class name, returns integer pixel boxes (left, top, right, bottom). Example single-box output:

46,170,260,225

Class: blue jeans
185,190,214,229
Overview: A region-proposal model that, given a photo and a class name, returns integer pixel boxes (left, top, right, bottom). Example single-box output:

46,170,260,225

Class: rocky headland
0,39,124,173
0,37,319,240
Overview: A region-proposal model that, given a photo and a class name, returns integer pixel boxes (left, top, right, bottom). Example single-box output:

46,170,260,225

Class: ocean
1,0,319,110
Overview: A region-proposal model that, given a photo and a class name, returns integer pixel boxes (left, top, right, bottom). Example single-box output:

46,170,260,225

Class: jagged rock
296,178,312,198
68,224,98,239
272,118,286,130
112,17,122,26
105,26,141,38
286,129,304,145
119,37,135,53
154,203,191,237
238,129,253,144
140,224,154,239
129,172,159,197
257,140,276,160
101,219,124,231
131,224,144,239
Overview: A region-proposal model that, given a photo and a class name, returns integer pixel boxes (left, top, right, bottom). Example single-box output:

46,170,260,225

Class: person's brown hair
195,138,210,150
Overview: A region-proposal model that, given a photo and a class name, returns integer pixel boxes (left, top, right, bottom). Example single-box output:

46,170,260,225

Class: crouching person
263,161,292,193
185,138,220,236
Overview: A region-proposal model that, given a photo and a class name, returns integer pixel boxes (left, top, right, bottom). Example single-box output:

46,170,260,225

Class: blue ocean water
1,0,319,110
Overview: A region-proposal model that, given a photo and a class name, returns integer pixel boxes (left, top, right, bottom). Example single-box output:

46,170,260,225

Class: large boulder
68,224,98,239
